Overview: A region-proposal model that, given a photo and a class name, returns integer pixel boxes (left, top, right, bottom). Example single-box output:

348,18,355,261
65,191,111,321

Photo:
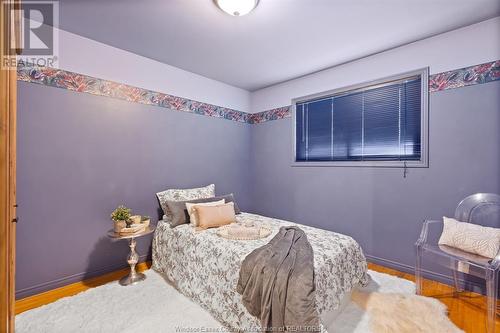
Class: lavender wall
16,78,500,299
249,81,500,286
16,82,252,299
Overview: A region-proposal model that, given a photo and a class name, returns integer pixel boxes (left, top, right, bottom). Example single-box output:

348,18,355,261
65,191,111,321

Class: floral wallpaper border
17,65,251,123
250,60,500,124
429,60,499,93
17,60,499,124
248,106,291,124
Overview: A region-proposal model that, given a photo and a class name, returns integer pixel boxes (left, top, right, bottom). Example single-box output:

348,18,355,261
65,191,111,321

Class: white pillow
438,216,500,259
186,199,225,227
156,184,215,222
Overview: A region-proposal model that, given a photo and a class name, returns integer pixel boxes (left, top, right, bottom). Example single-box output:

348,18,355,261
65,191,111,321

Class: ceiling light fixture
214,0,259,16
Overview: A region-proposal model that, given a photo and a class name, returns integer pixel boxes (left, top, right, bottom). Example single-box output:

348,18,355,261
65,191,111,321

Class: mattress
152,212,368,332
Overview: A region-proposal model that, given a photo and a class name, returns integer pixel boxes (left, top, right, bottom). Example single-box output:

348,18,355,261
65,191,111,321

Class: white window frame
291,68,429,168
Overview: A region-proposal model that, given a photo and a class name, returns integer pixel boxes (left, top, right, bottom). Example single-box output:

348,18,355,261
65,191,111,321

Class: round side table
107,226,155,286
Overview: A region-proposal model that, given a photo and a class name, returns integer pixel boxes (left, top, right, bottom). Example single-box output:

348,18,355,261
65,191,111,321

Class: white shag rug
15,269,446,333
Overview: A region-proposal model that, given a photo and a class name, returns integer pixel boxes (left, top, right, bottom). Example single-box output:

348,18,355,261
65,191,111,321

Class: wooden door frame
1,0,19,331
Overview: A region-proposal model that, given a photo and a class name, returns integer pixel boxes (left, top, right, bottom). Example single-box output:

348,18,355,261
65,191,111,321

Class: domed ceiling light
215,0,259,16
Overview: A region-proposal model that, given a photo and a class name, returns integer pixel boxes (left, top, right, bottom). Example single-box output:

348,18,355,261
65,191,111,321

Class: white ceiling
57,0,500,91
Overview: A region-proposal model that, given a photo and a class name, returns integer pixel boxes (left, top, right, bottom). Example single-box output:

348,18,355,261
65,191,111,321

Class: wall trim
365,254,485,294
250,60,499,124
15,261,152,314
16,254,485,315
429,60,499,92
17,60,499,125
17,66,250,123
248,106,291,124
15,254,149,299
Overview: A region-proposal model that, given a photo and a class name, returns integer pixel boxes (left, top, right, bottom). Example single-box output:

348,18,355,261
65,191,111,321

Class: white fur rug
15,269,457,333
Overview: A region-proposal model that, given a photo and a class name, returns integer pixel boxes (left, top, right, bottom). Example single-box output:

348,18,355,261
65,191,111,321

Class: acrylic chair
415,193,500,333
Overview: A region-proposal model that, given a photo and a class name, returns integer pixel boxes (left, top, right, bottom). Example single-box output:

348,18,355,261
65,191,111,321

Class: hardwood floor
368,262,498,333
15,261,151,315
16,261,493,332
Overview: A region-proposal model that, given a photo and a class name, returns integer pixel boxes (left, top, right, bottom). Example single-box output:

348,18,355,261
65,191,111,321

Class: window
293,69,428,167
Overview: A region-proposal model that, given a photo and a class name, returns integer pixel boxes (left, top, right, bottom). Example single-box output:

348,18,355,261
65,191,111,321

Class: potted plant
110,205,132,232
141,215,151,227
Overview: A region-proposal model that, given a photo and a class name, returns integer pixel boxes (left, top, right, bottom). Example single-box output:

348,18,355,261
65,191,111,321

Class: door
1,0,19,331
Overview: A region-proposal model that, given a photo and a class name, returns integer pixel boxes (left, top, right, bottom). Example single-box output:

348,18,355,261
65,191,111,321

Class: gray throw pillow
166,193,241,228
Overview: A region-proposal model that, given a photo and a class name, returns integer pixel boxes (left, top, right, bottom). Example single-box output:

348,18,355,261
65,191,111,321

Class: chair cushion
438,216,500,259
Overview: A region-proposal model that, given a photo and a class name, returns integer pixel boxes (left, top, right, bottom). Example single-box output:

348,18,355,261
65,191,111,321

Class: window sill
290,160,428,168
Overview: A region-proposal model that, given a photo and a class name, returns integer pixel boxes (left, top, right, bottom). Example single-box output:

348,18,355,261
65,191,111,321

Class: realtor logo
2,0,59,69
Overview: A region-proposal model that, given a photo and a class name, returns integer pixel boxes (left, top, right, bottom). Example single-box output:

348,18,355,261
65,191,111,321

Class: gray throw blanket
237,226,320,332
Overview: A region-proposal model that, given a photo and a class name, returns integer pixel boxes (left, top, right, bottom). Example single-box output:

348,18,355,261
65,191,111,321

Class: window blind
295,77,421,162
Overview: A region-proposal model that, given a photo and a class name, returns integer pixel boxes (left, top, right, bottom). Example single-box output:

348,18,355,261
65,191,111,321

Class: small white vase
141,219,151,228
130,215,141,224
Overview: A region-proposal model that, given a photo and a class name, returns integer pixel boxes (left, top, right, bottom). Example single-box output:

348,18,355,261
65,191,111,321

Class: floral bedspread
152,213,368,332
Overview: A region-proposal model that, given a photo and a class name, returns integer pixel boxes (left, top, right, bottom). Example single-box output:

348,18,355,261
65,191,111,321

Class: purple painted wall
16,78,500,299
16,81,252,299
249,81,500,287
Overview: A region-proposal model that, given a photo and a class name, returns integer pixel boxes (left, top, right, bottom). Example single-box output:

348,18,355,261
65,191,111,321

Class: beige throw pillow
185,199,225,227
195,202,236,230
438,216,500,259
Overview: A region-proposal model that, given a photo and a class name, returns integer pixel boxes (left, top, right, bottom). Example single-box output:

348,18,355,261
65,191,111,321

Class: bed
152,212,368,332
